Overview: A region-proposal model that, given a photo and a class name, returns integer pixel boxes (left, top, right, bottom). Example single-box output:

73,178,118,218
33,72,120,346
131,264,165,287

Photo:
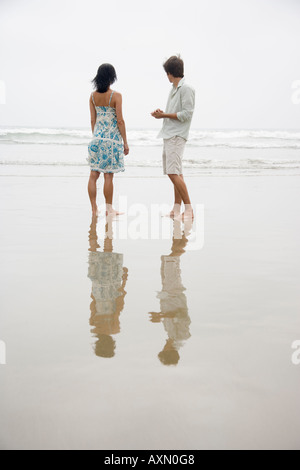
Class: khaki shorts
162,136,186,175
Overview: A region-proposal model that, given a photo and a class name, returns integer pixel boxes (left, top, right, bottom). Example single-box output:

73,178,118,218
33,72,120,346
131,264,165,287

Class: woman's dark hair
92,63,117,93
163,55,184,78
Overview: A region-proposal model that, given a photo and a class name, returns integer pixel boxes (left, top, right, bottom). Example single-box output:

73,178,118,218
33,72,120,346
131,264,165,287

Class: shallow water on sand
1,143,300,178
0,175,299,450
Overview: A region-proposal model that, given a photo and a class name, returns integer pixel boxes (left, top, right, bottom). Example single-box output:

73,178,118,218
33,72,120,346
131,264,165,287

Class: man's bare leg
170,174,184,218
88,171,100,217
168,174,194,219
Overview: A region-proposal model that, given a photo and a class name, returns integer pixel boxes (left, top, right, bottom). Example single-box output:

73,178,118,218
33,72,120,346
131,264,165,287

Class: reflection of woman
149,220,191,366
88,217,128,358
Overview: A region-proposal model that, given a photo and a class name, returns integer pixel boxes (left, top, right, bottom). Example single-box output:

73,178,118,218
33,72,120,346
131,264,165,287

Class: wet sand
0,174,299,450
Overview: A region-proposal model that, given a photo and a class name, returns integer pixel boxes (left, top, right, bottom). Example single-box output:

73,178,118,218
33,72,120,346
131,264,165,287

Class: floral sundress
87,91,125,173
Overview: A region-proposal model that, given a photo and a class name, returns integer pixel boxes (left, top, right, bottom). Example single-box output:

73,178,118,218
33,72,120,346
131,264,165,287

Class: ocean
0,127,300,177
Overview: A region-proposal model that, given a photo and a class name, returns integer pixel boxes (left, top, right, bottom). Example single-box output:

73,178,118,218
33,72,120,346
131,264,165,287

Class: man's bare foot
181,210,194,221
181,204,194,221
169,204,181,218
169,210,181,219
183,217,194,236
173,209,194,221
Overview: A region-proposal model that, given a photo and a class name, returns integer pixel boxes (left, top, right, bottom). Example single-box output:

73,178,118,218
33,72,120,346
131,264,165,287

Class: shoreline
1,143,300,179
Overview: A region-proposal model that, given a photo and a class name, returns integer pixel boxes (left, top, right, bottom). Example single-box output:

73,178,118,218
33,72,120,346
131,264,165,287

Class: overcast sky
0,0,299,130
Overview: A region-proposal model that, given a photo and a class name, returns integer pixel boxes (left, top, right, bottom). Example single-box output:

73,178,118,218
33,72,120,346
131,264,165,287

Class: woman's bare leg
88,171,100,216
103,173,123,216
103,173,113,207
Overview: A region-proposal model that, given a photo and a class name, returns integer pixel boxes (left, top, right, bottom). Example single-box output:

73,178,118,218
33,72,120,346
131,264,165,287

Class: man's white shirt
158,78,195,141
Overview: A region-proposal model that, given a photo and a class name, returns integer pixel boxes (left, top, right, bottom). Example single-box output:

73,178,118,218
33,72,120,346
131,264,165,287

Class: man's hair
163,55,184,78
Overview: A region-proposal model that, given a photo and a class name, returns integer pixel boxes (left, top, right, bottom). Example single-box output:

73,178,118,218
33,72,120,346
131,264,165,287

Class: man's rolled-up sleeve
177,87,195,123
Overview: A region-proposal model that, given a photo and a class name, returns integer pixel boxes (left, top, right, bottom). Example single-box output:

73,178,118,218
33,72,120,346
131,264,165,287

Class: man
152,55,195,219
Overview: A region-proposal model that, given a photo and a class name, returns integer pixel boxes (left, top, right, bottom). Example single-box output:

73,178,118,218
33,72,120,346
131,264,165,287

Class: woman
87,64,129,217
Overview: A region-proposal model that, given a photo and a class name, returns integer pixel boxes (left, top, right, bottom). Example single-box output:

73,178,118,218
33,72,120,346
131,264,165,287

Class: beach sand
0,173,300,450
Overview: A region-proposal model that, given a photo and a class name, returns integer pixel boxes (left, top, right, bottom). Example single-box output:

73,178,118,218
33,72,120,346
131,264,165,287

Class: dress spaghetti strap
108,91,114,107
91,93,96,107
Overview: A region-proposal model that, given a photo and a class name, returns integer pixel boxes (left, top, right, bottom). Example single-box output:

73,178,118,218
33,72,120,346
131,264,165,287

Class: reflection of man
88,217,128,358
149,220,191,366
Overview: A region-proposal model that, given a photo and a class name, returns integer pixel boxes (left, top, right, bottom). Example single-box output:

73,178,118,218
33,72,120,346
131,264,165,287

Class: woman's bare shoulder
113,91,122,100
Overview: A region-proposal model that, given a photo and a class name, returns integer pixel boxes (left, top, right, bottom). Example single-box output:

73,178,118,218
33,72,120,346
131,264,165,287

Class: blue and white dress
87,92,125,173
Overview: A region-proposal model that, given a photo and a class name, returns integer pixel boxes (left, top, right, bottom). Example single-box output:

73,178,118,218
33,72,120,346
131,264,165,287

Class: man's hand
151,109,165,119
151,109,179,121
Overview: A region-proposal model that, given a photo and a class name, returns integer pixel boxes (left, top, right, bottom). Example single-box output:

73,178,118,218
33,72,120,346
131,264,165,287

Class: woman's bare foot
106,208,124,217
92,206,99,217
